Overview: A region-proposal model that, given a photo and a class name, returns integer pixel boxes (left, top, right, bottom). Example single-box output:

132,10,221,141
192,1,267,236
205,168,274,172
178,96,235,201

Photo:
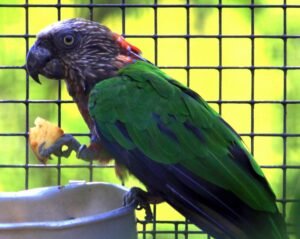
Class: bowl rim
0,181,136,230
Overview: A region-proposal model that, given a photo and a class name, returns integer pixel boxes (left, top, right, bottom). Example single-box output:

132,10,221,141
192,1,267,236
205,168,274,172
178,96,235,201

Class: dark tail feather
265,212,288,239
167,194,288,239
165,165,288,239
166,184,246,239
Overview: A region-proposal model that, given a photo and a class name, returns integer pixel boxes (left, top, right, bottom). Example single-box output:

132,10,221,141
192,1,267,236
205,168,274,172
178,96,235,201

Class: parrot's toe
38,134,81,158
38,142,52,159
124,187,153,222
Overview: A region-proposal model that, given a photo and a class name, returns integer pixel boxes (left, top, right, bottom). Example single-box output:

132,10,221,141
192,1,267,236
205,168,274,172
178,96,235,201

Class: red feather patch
112,32,142,57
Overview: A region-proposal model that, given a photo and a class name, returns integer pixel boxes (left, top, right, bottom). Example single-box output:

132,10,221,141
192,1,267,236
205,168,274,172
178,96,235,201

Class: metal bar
24,0,29,190
0,3,300,8
87,0,94,183
184,1,190,237
56,0,62,187
282,0,288,219
0,133,90,137
218,0,223,115
89,0,94,20
2,34,300,39
1,132,299,137
152,1,158,237
250,0,255,158
3,65,300,70
0,164,115,168
2,99,300,104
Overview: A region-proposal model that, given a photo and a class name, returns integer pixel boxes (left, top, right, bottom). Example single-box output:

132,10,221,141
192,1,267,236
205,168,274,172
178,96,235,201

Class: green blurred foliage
0,0,300,238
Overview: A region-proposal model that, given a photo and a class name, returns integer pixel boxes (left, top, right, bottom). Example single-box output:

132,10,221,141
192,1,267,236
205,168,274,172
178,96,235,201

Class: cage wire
0,0,300,238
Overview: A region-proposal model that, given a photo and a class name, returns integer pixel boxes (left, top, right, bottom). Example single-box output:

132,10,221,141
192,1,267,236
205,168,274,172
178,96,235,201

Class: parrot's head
26,18,143,92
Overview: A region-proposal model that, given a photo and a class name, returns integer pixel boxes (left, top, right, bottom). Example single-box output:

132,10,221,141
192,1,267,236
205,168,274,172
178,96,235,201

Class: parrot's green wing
90,61,273,211
89,61,286,239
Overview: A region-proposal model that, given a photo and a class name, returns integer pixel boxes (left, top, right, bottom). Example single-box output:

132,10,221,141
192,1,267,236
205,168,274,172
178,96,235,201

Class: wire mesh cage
0,0,299,238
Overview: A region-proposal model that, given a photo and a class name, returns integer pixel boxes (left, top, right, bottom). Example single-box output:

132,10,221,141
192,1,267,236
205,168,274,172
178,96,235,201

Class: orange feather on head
112,32,145,62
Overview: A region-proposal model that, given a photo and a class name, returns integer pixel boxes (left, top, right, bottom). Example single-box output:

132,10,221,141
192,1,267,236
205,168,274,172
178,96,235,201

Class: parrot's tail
170,198,287,239
165,166,288,239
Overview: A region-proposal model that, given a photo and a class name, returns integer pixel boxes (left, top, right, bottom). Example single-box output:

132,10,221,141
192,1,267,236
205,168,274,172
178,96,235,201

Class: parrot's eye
63,35,75,46
54,31,78,49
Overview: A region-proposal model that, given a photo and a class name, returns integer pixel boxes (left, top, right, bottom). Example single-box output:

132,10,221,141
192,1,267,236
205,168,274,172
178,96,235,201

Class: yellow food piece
29,117,64,163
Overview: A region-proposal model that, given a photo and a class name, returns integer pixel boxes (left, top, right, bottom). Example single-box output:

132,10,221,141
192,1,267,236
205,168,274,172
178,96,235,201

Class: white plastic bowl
0,181,137,239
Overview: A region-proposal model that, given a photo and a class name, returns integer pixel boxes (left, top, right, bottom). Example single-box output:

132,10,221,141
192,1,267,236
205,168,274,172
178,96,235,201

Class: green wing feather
89,61,277,213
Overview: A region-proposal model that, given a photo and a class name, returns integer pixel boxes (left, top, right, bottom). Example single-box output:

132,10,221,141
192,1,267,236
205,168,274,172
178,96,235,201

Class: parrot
289,176,300,239
26,18,287,239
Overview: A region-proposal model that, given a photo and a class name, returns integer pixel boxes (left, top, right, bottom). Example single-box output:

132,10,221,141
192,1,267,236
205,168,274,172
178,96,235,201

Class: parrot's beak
26,44,52,84
26,42,65,83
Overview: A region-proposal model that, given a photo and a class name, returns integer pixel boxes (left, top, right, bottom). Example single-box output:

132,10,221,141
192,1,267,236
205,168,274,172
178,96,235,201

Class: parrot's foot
124,187,154,222
39,134,105,161
39,134,81,159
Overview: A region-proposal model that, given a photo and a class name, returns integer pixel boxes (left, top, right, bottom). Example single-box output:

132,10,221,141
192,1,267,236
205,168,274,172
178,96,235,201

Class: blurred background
0,0,300,238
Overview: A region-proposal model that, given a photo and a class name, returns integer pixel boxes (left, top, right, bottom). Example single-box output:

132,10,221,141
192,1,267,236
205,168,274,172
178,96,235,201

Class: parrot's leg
124,187,164,222
38,134,99,161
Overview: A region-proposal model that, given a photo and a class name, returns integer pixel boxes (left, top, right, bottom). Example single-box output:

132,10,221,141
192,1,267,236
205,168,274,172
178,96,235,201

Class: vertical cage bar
88,0,94,183
121,0,126,36
24,0,29,190
154,0,158,66
282,0,288,219
186,0,190,88
56,0,62,186
218,0,223,115
174,222,179,239
153,1,158,238
250,0,255,155
185,1,190,237
89,0,94,20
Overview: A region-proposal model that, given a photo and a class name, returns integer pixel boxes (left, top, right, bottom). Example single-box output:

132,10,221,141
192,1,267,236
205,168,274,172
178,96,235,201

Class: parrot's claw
123,187,153,222
38,134,81,158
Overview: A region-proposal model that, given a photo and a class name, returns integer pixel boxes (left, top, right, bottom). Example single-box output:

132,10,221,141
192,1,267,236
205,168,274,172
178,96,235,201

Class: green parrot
289,176,300,239
26,18,287,239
